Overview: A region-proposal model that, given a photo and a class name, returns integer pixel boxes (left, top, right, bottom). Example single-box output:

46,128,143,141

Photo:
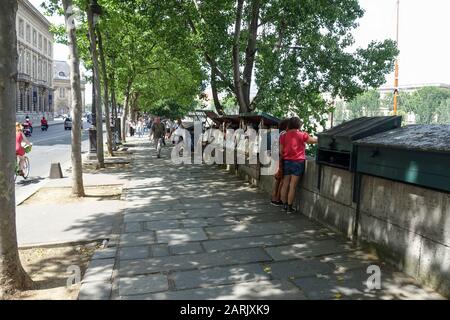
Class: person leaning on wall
279,117,317,214
270,118,290,206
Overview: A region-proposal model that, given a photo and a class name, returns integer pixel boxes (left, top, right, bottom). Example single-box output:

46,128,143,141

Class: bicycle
15,144,32,181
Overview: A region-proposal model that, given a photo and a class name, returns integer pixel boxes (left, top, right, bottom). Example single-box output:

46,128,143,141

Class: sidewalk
80,137,444,300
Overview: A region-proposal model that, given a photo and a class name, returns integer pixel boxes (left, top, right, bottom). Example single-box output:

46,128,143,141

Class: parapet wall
224,158,450,298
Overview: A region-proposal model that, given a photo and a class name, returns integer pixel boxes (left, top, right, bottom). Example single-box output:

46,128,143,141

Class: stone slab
119,246,150,261
267,259,335,280
119,274,168,296
202,232,332,252
120,280,305,300
169,242,204,255
120,231,156,247
119,248,271,276
78,281,112,300
82,258,115,283
146,220,182,230
205,221,302,240
172,263,270,290
264,239,355,261
156,228,208,245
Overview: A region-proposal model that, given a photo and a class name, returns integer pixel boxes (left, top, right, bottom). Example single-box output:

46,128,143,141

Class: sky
30,0,450,104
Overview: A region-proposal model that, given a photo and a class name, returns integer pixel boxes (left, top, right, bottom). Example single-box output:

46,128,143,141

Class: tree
143,0,398,133
0,0,34,297
62,0,86,197
346,89,382,119
86,0,105,167
402,87,450,124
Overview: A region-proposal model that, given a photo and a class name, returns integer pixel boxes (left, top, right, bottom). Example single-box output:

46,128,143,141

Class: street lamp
87,0,102,160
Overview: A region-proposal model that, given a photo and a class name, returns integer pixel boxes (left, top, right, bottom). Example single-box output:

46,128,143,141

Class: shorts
283,160,305,176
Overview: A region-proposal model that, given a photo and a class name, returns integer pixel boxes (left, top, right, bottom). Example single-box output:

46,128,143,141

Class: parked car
64,117,72,130
64,117,84,130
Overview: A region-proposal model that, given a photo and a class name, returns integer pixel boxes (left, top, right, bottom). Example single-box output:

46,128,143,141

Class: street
15,120,89,202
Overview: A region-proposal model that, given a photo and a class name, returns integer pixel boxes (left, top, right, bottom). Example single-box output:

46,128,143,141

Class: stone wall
222,158,450,298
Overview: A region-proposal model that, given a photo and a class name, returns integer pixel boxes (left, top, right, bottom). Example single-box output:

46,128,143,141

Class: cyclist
16,122,31,177
150,117,166,158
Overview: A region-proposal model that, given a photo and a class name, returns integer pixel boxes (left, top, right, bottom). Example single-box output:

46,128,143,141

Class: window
38,59,42,80
38,34,42,50
44,39,47,54
26,51,31,75
48,42,52,56
26,24,30,42
32,29,37,47
19,19,24,38
48,63,52,84
43,61,47,83
59,87,65,98
32,56,37,79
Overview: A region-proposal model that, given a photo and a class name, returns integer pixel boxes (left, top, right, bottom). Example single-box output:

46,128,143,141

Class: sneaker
286,205,297,214
281,203,288,211
270,200,283,207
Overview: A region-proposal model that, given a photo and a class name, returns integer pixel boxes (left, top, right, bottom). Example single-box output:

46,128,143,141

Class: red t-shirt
280,130,310,161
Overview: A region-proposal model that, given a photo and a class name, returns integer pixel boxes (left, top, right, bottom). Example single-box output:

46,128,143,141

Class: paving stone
91,247,117,260
172,202,222,210
120,231,157,247
119,246,150,260
202,232,331,252
156,228,208,245
205,216,240,226
78,281,112,300
264,239,356,261
82,258,115,283
172,263,270,290
180,218,209,228
267,259,335,280
125,222,142,233
124,212,187,222
119,274,168,296
146,220,182,230
238,212,300,224
151,244,170,257
205,221,301,240
169,242,204,255
119,248,271,276
122,280,305,300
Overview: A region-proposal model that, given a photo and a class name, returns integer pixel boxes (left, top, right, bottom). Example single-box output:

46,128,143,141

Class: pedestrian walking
279,117,317,213
150,117,166,158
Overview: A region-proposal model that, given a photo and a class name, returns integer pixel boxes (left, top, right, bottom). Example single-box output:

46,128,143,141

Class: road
15,120,90,202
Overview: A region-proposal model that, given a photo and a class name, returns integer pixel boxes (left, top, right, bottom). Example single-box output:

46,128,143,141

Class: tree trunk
87,2,105,168
242,0,260,109
232,0,248,114
63,0,85,197
210,67,224,115
0,0,34,298
96,27,113,156
121,79,133,142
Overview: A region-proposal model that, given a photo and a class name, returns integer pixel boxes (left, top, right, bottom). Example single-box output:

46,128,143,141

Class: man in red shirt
279,117,317,213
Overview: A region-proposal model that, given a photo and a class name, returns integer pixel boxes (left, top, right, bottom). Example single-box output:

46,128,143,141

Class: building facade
53,60,86,117
16,0,54,123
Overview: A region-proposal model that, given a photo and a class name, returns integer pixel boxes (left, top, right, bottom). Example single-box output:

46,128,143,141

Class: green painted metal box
355,125,450,193
317,116,402,170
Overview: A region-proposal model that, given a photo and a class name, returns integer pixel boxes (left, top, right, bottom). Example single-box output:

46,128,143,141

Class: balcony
17,73,31,83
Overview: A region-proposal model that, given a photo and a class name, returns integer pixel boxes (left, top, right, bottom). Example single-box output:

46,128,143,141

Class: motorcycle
41,123,48,131
22,123,32,137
